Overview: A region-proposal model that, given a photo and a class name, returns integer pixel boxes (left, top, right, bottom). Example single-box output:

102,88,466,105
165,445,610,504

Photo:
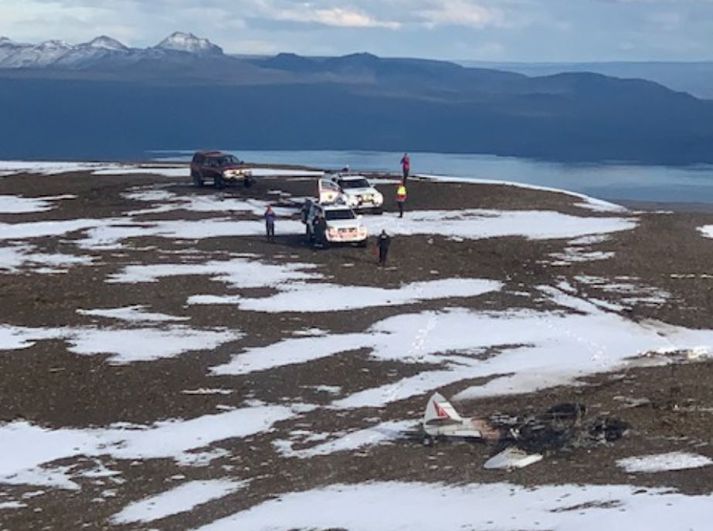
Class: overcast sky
0,0,711,62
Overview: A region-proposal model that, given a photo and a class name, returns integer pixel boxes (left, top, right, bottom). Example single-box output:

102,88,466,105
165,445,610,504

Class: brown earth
1,168,713,529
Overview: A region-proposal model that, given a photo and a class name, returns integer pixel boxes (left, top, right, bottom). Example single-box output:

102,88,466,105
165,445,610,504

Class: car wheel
214,174,225,189
191,171,203,187
244,177,254,188
357,239,368,248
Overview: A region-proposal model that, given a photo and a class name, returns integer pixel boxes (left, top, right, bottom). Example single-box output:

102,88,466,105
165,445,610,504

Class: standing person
377,230,391,266
264,205,276,242
396,183,407,218
400,153,411,182
314,213,328,249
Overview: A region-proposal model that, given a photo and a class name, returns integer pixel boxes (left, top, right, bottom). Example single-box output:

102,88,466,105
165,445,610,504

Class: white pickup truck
302,200,368,246
321,175,384,213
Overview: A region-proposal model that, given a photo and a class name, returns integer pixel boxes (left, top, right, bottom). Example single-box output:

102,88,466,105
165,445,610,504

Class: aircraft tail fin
424,392,464,424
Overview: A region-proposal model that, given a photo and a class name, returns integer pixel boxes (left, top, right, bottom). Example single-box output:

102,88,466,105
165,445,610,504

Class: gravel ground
2,167,713,529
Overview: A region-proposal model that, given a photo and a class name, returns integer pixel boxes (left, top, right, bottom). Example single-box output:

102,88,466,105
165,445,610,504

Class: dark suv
190,151,254,189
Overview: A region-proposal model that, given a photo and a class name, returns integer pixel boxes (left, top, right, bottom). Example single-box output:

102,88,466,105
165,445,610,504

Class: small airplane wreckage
421,393,629,470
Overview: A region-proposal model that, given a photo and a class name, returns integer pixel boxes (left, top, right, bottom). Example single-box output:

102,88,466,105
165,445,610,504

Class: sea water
152,150,713,205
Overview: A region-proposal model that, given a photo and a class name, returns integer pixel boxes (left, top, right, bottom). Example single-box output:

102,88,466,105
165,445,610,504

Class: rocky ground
2,164,713,529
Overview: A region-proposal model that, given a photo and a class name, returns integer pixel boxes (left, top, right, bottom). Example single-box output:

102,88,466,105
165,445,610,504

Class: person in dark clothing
300,200,311,224
377,230,391,266
264,206,276,242
313,214,328,249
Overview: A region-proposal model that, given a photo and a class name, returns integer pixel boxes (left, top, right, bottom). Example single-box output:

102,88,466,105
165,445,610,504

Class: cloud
0,0,712,60
415,0,506,29
269,6,401,29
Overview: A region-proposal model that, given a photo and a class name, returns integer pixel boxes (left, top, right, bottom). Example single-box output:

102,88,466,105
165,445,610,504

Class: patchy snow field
1,164,713,529
199,481,713,531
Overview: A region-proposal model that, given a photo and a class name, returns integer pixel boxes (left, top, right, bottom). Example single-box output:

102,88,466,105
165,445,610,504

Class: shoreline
4,158,713,215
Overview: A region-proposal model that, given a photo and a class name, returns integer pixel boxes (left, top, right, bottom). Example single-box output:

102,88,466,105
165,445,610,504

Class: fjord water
155,150,713,205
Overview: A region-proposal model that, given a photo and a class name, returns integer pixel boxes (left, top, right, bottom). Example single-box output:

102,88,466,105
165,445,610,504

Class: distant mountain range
1,33,712,164
0,32,222,69
464,61,713,100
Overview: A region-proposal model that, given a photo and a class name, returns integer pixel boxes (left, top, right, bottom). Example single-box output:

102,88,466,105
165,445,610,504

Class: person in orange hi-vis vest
396,183,407,218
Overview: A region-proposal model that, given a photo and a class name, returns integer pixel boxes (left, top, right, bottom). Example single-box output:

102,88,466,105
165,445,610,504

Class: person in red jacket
400,153,410,182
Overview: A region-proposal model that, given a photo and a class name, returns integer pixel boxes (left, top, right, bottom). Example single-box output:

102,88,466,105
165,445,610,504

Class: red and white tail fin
424,392,464,424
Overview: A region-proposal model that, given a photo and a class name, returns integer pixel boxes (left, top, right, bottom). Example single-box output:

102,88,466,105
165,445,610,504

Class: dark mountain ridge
1,33,712,164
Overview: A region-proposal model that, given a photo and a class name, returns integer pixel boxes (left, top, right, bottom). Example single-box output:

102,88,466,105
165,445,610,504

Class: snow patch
77,306,188,323
0,405,298,489
420,174,628,214
0,244,93,272
109,257,321,289
189,278,502,312
213,287,713,408
0,161,129,175
361,209,636,241
0,501,27,509
94,167,187,177
0,324,240,363
197,481,713,531
111,480,246,524
618,452,713,473
65,326,240,363
0,194,73,214
273,420,411,459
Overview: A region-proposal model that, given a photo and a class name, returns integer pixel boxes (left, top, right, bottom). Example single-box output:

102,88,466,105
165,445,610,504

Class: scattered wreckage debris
420,393,629,469
421,392,500,444
484,447,543,470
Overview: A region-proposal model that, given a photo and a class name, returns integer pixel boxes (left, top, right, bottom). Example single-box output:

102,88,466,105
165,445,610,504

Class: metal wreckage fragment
419,393,629,469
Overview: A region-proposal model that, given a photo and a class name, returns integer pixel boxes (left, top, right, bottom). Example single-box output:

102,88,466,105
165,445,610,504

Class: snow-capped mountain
86,36,128,51
0,39,73,67
0,32,223,69
154,32,223,55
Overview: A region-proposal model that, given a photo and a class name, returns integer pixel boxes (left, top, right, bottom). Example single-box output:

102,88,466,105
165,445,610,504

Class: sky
0,0,711,62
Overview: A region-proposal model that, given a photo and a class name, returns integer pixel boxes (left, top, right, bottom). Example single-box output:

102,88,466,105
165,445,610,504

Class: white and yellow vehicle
320,174,384,213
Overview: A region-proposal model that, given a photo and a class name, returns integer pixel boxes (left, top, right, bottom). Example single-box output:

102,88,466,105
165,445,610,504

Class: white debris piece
483,447,543,470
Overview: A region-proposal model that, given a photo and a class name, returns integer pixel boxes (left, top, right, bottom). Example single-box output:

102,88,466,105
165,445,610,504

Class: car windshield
339,178,370,189
325,209,356,221
214,155,240,166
